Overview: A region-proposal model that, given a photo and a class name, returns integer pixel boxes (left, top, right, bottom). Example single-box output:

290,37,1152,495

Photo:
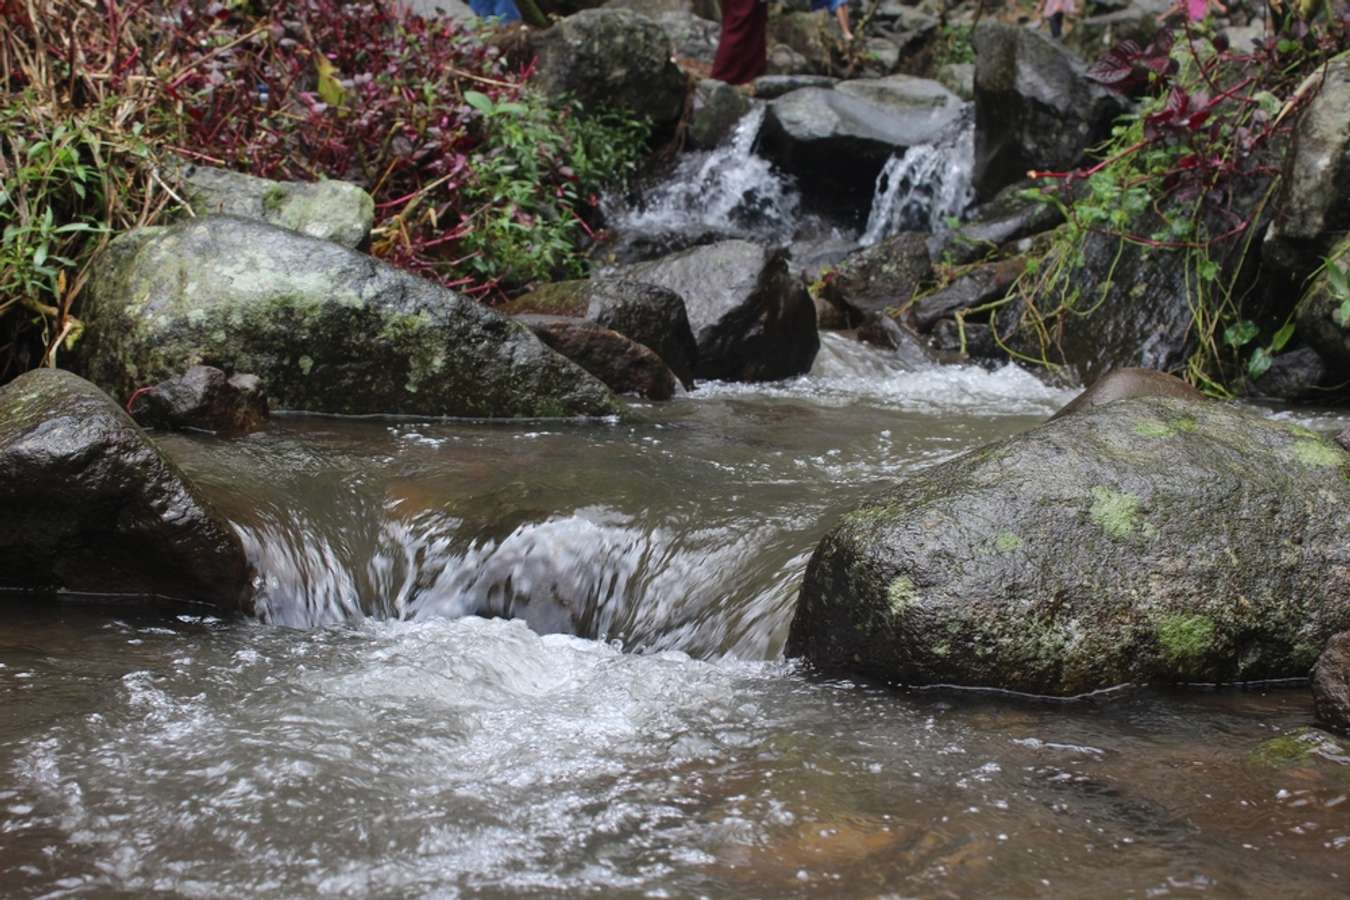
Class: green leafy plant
1328,258,1350,329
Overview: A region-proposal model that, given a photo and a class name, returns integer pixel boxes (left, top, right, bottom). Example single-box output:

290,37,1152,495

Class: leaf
1271,321,1296,352
1334,300,1350,330
1252,90,1282,118
1247,347,1273,380
32,243,47,268
1223,319,1258,348
463,90,494,114
315,55,345,108
495,102,527,116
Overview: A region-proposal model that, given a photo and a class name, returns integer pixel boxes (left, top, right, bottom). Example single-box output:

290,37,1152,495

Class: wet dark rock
1050,368,1205,420
1263,57,1350,284
930,180,1065,265
505,279,699,389
528,9,687,134
788,236,857,283
181,165,374,249
753,74,838,99
766,11,835,75
620,240,819,382
1066,6,1164,61
936,62,974,101
833,74,961,110
1313,632,1350,733
766,43,813,77
129,365,269,434
787,397,1350,695
79,216,618,418
912,258,1023,331
820,232,932,327
1295,236,1350,378
1246,347,1332,402
930,319,999,359
856,314,934,368
1338,427,1350,452
972,22,1130,200
760,84,965,226
689,79,752,150
0,368,253,613
516,315,677,400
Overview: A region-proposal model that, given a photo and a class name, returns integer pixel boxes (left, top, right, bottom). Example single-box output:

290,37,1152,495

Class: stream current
3,336,1349,897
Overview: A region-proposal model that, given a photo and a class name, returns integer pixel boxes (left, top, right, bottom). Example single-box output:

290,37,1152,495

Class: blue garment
810,0,848,11
470,0,521,23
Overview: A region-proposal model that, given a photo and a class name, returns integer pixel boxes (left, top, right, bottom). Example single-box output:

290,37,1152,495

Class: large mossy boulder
182,165,374,249
78,216,619,418
619,240,819,382
528,9,687,134
972,22,1129,200
0,369,253,613
787,397,1350,695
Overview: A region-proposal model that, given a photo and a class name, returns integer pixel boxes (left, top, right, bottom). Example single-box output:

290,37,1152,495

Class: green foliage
1328,257,1350,329
934,24,975,67
459,95,648,286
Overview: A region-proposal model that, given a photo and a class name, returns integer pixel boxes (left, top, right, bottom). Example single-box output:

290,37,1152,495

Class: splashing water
860,116,975,245
604,105,803,248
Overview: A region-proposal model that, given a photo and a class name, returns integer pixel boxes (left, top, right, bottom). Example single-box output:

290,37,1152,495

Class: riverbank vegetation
1008,9,1349,393
0,0,650,382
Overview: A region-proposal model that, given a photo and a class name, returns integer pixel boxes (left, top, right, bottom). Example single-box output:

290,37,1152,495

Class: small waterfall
603,105,803,252
859,116,975,245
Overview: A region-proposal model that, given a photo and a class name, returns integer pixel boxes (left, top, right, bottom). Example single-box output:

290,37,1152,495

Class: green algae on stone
887,575,919,616
994,531,1023,553
1290,439,1346,468
1134,415,1197,438
1088,485,1141,540
1156,614,1216,669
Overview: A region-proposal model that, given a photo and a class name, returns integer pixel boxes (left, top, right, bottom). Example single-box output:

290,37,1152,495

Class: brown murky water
3,339,1348,896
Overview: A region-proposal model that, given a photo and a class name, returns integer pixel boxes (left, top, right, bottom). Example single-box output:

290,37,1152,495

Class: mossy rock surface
787,396,1350,695
77,216,619,418
183,165,374,249
0,369,252,612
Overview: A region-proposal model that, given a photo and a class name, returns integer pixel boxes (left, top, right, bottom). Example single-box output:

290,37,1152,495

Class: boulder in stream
619,240,819,382
129,365,269,434
79,216,619,418
759,81,965,224
787,396,1350,695
1313,631,1350,733
972,22,1130,200
819,232,933,327
505,278,699,389
516,315,678,400
0,369,253,613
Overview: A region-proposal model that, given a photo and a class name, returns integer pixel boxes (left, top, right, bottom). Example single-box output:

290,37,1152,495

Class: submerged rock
787,397,1350,695
516,315,677,400
79,216,618,418
0,369,252,612
620,240,819,382
1313,632,1350,733
129,365,269,434
505,279,699,389
1049,368,1205,421
972,22,1129,200
182,165,374,249
528,9,687,134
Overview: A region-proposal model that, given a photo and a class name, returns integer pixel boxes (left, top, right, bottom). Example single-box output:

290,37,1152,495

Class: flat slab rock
0,368,253,612
788,396,1350,695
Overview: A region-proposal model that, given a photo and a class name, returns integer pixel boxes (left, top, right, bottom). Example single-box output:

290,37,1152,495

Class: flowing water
4,337,1349,897
860,117,975,245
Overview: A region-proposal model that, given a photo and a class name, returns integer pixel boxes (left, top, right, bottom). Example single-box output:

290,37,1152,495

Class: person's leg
1049,10,1063,37
836,3,853,40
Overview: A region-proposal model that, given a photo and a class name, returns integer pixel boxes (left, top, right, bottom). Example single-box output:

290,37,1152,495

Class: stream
3,339,1348,896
